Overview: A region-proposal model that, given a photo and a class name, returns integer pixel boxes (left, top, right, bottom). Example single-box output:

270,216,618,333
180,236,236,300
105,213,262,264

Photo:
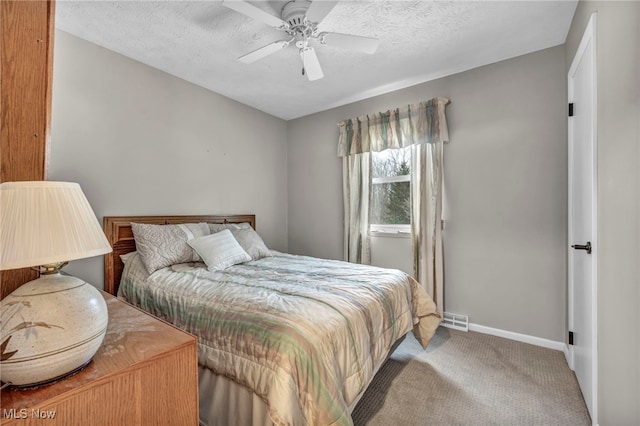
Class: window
370,147,411,235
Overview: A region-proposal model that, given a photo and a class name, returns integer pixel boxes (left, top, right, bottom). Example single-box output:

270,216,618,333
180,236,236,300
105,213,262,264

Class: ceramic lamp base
0,273,108,387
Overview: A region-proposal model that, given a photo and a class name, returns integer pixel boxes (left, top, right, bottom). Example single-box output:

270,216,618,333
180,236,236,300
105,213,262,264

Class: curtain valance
337,97,450,157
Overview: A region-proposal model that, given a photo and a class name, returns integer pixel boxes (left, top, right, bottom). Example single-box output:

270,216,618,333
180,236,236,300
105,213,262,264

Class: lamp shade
0,181,112,270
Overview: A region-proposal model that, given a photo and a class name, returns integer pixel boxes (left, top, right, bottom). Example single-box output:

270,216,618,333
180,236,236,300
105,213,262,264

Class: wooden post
0,0,56,298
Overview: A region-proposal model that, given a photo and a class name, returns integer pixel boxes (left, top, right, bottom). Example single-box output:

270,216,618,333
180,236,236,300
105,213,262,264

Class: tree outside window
371,147,411,234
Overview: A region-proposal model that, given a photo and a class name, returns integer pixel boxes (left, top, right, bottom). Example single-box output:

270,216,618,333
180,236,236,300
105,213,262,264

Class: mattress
119,252,440,426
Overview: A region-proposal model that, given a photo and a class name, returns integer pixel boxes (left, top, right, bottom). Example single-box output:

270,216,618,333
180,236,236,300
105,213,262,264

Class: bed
103,214,440,426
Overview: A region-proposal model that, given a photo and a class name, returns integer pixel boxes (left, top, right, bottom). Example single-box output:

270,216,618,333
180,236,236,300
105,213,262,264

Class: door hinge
569,331,574,345
568,103,574,117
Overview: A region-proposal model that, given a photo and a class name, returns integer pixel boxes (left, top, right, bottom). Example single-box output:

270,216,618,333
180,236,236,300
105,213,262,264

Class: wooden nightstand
1,293,199,425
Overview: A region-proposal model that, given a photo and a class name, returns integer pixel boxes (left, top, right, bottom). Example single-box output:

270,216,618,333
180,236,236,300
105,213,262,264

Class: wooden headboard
103,214,256,296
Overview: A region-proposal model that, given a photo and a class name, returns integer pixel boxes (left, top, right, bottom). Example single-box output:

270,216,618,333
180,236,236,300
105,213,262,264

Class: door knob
571,241,592,254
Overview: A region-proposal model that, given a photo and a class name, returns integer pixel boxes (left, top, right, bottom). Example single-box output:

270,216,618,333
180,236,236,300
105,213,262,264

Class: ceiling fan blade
222,0,288,29
304,1,338,24
319,32,379,54
239,40,290,63
300,47,323,81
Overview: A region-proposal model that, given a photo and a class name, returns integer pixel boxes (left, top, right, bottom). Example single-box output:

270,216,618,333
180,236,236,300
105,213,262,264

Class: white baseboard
468,323,569,354
563,343,571,366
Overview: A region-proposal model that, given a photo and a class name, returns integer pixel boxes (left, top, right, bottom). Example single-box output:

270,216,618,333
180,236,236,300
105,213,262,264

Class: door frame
567,12,598,424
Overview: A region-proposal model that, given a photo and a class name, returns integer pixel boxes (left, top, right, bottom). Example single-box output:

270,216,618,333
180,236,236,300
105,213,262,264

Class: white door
568,13,597,424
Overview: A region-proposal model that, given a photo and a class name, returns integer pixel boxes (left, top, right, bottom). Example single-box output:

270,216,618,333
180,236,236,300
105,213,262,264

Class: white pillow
187,230,251,271
120,251,137,264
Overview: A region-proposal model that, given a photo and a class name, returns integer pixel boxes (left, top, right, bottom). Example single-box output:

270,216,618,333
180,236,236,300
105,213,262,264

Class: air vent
442,312,469,332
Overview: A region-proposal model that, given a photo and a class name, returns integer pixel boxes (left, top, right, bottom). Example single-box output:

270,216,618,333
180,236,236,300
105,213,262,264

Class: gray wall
49,31,288,289
370,235,413,276
565,2,640,424
288,46,568,342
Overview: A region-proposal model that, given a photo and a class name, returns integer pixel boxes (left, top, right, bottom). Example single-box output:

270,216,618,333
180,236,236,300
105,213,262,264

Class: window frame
369,223,411,237
370,150,411,236
372,175,410,185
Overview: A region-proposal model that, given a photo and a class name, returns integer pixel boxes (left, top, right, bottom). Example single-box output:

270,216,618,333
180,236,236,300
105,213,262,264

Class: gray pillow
208,222,252,234
131,222,209,274
228,227,271,261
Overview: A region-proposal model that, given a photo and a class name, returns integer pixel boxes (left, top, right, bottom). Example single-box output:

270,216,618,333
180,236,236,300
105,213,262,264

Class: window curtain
343,152,371,264
338,97,450,315
411,141,444,316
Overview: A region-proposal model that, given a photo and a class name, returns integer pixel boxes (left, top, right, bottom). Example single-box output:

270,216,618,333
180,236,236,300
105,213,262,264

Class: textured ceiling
55,1,577,120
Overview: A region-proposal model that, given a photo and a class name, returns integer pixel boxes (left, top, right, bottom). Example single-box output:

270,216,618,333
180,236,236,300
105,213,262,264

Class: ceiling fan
222,0,379,81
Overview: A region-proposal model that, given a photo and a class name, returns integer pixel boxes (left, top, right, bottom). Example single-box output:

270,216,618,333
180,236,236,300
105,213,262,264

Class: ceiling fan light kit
223,0,379,81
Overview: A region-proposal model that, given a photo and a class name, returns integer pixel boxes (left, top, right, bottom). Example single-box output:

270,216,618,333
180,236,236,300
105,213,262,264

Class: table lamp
0,181,112,387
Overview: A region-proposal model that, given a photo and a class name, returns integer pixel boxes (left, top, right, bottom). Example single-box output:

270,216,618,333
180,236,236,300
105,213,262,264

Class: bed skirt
198,365,274,426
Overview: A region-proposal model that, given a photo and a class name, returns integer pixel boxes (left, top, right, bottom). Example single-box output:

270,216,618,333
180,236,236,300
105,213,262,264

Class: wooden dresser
0,293,199,425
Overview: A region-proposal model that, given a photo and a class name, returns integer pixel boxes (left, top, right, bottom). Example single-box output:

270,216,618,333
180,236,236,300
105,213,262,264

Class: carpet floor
352,327,591,425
